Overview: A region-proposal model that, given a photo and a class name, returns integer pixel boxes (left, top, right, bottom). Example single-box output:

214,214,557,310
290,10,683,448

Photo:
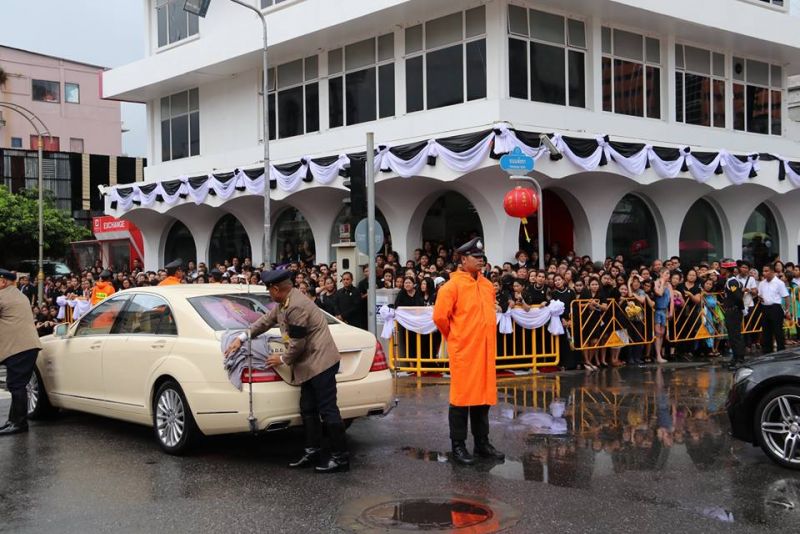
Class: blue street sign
499,146,535,174
355,218,385,255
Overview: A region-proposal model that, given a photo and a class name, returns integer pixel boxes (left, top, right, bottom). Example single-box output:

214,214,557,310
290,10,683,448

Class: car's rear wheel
153,381,198,455
27,368,56,420
756,386,800,470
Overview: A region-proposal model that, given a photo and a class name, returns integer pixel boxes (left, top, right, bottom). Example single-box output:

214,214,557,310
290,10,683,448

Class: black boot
474,436,505,460
451,440,475,465
315,422,349,473
290,416,322,468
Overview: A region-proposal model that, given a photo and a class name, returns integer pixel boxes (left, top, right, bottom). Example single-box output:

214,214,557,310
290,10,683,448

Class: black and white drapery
105,124,799,212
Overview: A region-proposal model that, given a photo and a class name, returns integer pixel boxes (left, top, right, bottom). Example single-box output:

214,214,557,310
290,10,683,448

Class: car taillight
370,341,389,372
241,367,283,383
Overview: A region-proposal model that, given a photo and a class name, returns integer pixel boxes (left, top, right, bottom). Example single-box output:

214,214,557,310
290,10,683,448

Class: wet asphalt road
2,362,800,533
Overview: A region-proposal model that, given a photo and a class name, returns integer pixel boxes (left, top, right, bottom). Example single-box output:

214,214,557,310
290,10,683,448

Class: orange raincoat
433,270,497,407
90,281,116,306
158,276,181,286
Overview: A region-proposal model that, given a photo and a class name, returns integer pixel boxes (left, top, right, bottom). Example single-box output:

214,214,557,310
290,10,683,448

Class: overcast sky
2,0,147,157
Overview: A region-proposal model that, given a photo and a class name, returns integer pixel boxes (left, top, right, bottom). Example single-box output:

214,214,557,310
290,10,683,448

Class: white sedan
27,285,394,454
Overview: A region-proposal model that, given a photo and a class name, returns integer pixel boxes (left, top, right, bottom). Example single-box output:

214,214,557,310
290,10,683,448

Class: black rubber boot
474,437,505,460
0,391,28,436
451,440,475,465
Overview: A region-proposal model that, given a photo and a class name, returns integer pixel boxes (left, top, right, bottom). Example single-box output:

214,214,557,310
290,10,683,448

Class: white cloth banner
56,295,91,321
379,301,564,339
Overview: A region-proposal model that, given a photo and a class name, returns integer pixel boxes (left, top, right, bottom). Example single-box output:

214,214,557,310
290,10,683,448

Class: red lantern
504,186,539,242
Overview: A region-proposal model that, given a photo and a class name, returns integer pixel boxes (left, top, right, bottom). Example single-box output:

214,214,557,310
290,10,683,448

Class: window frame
65,82,80,104
73,295,132,338
327,34,396,128
506,4,587,108
674,43,727,128
260,0,296,10
600,25,663,120
404,7,487,113
731,55,783,135
31,79,60,103
155,0,200,49
113,293,179,337
160,88,200,162
265,55,320,140
739,0,787,12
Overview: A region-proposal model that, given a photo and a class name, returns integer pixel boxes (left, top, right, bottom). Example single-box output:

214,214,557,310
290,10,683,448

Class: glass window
209,214,252,268
274,208,315,266
32,80,60,103
329,35,394,126
508,5,528,36
161,88,200,161
156,0,199,48
116,294,177,336
74,296,130,337
189,294,278,331
261,0,292,8
405,25,423,54
10,137,22,148
601,27,661,118
675,45,725,128
742,203,780,270
406,7,486,112
508,7,585,108
70,138,84,153
267,56,319,139
606,194,658,265
679,199,723,266
65,83,80,104
165,220,196,266
732,57,782,135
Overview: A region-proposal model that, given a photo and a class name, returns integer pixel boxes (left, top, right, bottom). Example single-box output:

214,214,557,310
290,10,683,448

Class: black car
727,349,800,469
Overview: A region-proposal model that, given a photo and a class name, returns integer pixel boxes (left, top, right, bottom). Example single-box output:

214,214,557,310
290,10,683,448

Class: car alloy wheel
27,372,39,415
760,393,800,467
156,388,186,448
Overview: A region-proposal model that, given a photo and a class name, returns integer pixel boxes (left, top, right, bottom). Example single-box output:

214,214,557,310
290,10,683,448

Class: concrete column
769,189,800,263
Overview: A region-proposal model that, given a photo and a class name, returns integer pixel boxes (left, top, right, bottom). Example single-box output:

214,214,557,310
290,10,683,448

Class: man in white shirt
758,263,790,354
736,261,758,316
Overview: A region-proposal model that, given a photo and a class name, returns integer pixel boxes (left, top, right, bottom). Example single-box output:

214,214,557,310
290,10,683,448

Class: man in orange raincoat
90,270,116,306
159,259,184,286
433,237,504,465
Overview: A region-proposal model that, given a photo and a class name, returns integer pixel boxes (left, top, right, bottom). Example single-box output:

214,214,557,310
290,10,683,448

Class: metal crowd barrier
569,298,654,351
387,306,560,376
667,292,726,342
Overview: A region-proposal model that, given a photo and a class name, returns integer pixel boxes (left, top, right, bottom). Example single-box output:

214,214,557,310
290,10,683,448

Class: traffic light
343,157,366,221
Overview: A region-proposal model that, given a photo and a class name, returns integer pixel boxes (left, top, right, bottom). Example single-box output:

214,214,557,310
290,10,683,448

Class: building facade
0,45,123,155
101,0,800,270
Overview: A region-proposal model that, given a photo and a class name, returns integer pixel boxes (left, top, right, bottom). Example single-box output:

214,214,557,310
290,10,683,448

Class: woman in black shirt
395,277,424,307
316,276,341,319
419,277,436,306
550,274,578,370
524,270,548,305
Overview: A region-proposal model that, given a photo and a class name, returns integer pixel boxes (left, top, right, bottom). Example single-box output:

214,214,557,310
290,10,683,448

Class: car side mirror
54,323,69,338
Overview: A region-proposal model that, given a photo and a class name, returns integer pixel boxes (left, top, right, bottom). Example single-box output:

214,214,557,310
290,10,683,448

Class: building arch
679,198,725,266
742,202,781,270
163,220,197,266
208,213,252,267
272,206,315,265
419,190,484,252
606,193,662,266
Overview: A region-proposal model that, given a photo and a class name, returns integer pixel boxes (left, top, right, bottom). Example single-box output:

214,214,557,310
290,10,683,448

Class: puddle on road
339,495,520,533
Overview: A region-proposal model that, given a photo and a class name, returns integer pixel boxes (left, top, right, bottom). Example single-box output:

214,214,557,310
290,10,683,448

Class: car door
49,295,130,402
102,293,177,412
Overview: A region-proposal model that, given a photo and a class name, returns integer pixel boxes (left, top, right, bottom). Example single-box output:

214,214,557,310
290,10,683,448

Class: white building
102,0,800,270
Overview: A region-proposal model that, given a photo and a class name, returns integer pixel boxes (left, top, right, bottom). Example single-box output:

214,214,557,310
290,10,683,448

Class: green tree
0,185,92,263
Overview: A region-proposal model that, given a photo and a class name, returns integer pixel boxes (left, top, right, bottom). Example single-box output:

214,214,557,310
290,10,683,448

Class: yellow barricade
387,306,560,377
667,292,726,342
792,286,800,328
741,301,764,335
569,298,654,351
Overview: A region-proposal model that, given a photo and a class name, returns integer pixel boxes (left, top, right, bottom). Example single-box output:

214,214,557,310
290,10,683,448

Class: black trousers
761,304,786,354
2,349,39,424
299,362,342,425
724,307,745,362
558,334,579,370
449,404,490,442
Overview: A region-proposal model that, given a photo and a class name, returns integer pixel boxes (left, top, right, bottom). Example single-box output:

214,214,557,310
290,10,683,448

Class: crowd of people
9,241,800,373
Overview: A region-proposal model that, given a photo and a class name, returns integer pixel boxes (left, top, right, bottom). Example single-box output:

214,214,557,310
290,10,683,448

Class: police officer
159,259,184,286
224,270,348,473
719,259,745,370
0,268,43,435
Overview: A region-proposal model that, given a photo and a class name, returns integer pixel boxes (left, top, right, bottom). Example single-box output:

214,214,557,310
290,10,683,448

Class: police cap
720,258,737,269
165,259,183,275
260,269,292,287
0,268,17,281
456,237,485,257
100,270,112,280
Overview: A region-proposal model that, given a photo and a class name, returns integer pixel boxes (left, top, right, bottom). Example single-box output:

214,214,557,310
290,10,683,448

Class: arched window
743,203,779,270
164,220,196,265
519,190,574,259
422,192,483,251
679,199,723,266
274,208,315,266
330,205,391,260
606,194,658,265
209,214,251,267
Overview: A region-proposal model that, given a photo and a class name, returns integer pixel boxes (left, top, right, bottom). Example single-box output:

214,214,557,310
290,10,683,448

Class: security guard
224,270,348,473
433,237,504,465
719,258,745,370
90,269,116,305
0,268,43,435
159,259,184,286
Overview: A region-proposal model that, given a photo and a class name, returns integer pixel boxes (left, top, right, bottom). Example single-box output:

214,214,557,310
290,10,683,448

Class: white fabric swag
106,123,792,214
379,300,564,340
56,296,92,321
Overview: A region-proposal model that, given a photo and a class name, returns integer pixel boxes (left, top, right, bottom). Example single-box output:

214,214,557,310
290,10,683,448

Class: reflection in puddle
362,498,494,531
